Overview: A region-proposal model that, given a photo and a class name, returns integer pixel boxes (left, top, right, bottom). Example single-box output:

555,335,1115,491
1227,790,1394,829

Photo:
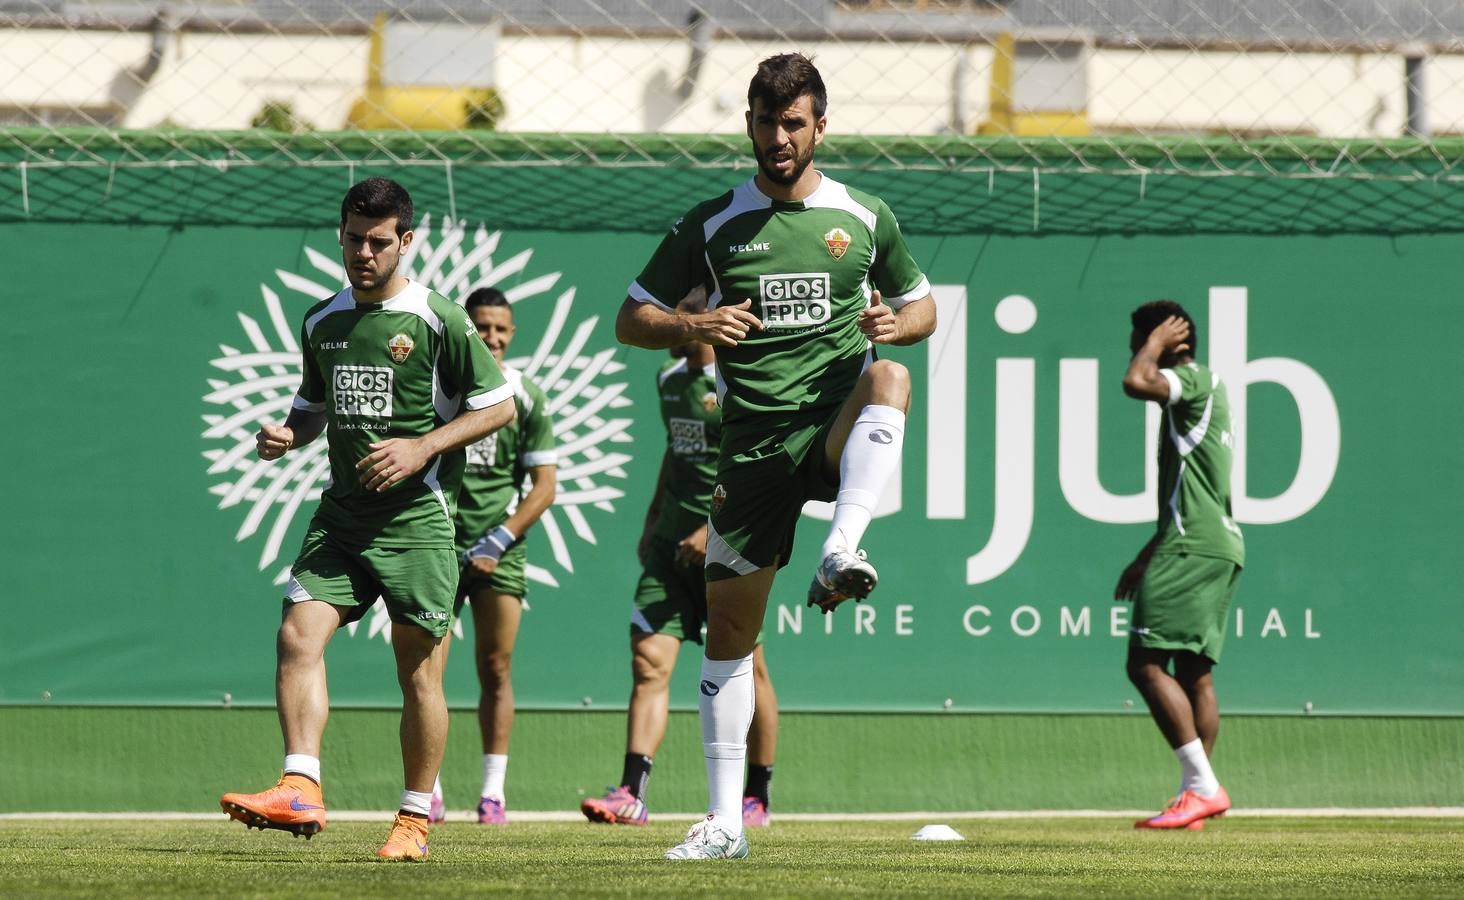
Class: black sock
745,764,773,807
621,753,653,799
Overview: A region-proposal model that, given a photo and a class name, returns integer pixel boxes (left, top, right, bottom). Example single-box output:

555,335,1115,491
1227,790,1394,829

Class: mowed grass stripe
1,818,1460,897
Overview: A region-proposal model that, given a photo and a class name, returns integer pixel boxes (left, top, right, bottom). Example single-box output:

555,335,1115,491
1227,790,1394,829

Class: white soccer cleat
806,548,879,613
664,817,749,860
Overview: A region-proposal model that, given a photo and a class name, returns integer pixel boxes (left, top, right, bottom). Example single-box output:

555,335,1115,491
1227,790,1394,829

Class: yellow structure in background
347,15,503,130
979,32,1090,136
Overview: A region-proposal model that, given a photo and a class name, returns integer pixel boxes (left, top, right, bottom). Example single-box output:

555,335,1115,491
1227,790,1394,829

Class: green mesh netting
5,130,1464,235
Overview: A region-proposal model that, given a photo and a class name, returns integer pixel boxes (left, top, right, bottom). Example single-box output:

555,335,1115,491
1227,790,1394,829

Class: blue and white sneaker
664,816,749,860
806,548,878,613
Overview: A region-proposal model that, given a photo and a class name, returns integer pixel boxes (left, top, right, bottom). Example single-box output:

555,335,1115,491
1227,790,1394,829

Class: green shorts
285,526,459,638
1131,553,1242,664
632,534,708,642
705,411,839,582
457,541,529,604
632,534,766,643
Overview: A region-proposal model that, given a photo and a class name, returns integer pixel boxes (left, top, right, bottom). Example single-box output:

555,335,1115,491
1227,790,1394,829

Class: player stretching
430,286,558,824
220,178,514,860
615,54,935,859
581,303,778,830
1116,301,1244,831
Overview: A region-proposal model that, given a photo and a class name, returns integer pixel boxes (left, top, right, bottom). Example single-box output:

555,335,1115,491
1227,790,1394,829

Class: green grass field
2,817,1461,897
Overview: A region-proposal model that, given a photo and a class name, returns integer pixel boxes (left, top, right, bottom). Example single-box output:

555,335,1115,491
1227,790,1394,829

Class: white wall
1,26,1459,137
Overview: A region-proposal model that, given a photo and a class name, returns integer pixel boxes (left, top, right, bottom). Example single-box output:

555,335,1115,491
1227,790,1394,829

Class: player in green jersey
581,297,779,829
428,286,558,825
1115,300,1245,831
220,178,515,861
615,54,936,860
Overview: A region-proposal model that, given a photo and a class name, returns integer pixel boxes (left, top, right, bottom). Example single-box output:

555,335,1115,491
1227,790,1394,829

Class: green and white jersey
653,357,720,541
1153,363,1245,565
454,366,558,552
294,281,510,549
628,175,929,455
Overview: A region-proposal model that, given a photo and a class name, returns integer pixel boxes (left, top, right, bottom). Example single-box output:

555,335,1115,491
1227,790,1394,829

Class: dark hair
464,285,511,315
340,177,414,236
747,53,827,119
1130,299,1197,354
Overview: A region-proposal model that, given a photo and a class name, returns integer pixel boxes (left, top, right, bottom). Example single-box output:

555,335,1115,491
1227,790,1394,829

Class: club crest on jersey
823,227,851,260
387,333,414,364
701,391,718,412
711,483,727,515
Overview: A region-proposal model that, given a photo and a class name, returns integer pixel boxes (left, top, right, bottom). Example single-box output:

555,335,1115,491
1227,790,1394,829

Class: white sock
283,754,321,784
822,405,906,558
481,753,508,800
1175,738,1220,797
431,776,442,800
699,654,755,834
400,789,432,816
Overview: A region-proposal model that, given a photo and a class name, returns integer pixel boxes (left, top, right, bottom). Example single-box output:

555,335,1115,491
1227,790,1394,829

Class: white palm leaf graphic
201,215,634,643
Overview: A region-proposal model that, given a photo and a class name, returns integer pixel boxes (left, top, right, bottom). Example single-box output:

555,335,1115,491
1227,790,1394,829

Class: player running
615,53,935,860
429,286,558,824
1115,301,1244,831
581,302,778,829
220,177,514,860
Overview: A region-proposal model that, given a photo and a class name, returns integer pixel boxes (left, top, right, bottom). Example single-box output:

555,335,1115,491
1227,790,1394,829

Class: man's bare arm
1123,315,1191,402
858,292,936,347
890,295,936,345
357,398,516,493
501,464,557,539
615,297,763,349
256,408,327,460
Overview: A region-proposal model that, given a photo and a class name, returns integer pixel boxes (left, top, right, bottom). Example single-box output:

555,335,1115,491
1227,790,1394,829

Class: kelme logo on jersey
824,227,851,259
333,365,394,417
387,333,414,364
759,272,831,329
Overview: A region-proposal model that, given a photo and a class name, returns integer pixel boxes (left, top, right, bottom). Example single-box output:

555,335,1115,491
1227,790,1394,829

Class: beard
755,140,815,186
347,254,399,292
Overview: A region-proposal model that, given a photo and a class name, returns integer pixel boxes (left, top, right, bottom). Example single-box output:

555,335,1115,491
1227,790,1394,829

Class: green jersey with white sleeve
628,175,929,456
1153,362,1245,565
293,281,510,549
653,357,720,541
454,366,558,552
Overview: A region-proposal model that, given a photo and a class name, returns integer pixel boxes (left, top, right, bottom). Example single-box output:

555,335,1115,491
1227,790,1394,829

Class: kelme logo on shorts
700,679,720,697
333,365,394,417
387,333,414,364
759,272,831,329
869,429,893,444
711,483,727,515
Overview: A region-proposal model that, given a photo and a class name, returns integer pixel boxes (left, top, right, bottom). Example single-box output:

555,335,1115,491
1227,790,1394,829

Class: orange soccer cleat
1134,786,1231,830
377,812,430,860
220,774,327,838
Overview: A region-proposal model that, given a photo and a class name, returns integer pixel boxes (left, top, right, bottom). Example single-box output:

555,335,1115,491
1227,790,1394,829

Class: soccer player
1115,301,1244,831
615,53,935,859
220,178,514,860
580,303,779,829
430,286,558,824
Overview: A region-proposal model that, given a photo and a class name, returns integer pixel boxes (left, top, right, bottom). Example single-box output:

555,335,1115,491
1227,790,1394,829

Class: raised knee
867,359,910,391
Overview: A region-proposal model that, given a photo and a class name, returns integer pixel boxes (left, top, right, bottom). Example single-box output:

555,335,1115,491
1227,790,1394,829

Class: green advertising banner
3,136,1461,715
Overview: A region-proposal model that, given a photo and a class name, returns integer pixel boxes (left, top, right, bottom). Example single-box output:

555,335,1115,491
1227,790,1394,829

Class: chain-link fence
5,1,1464,232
